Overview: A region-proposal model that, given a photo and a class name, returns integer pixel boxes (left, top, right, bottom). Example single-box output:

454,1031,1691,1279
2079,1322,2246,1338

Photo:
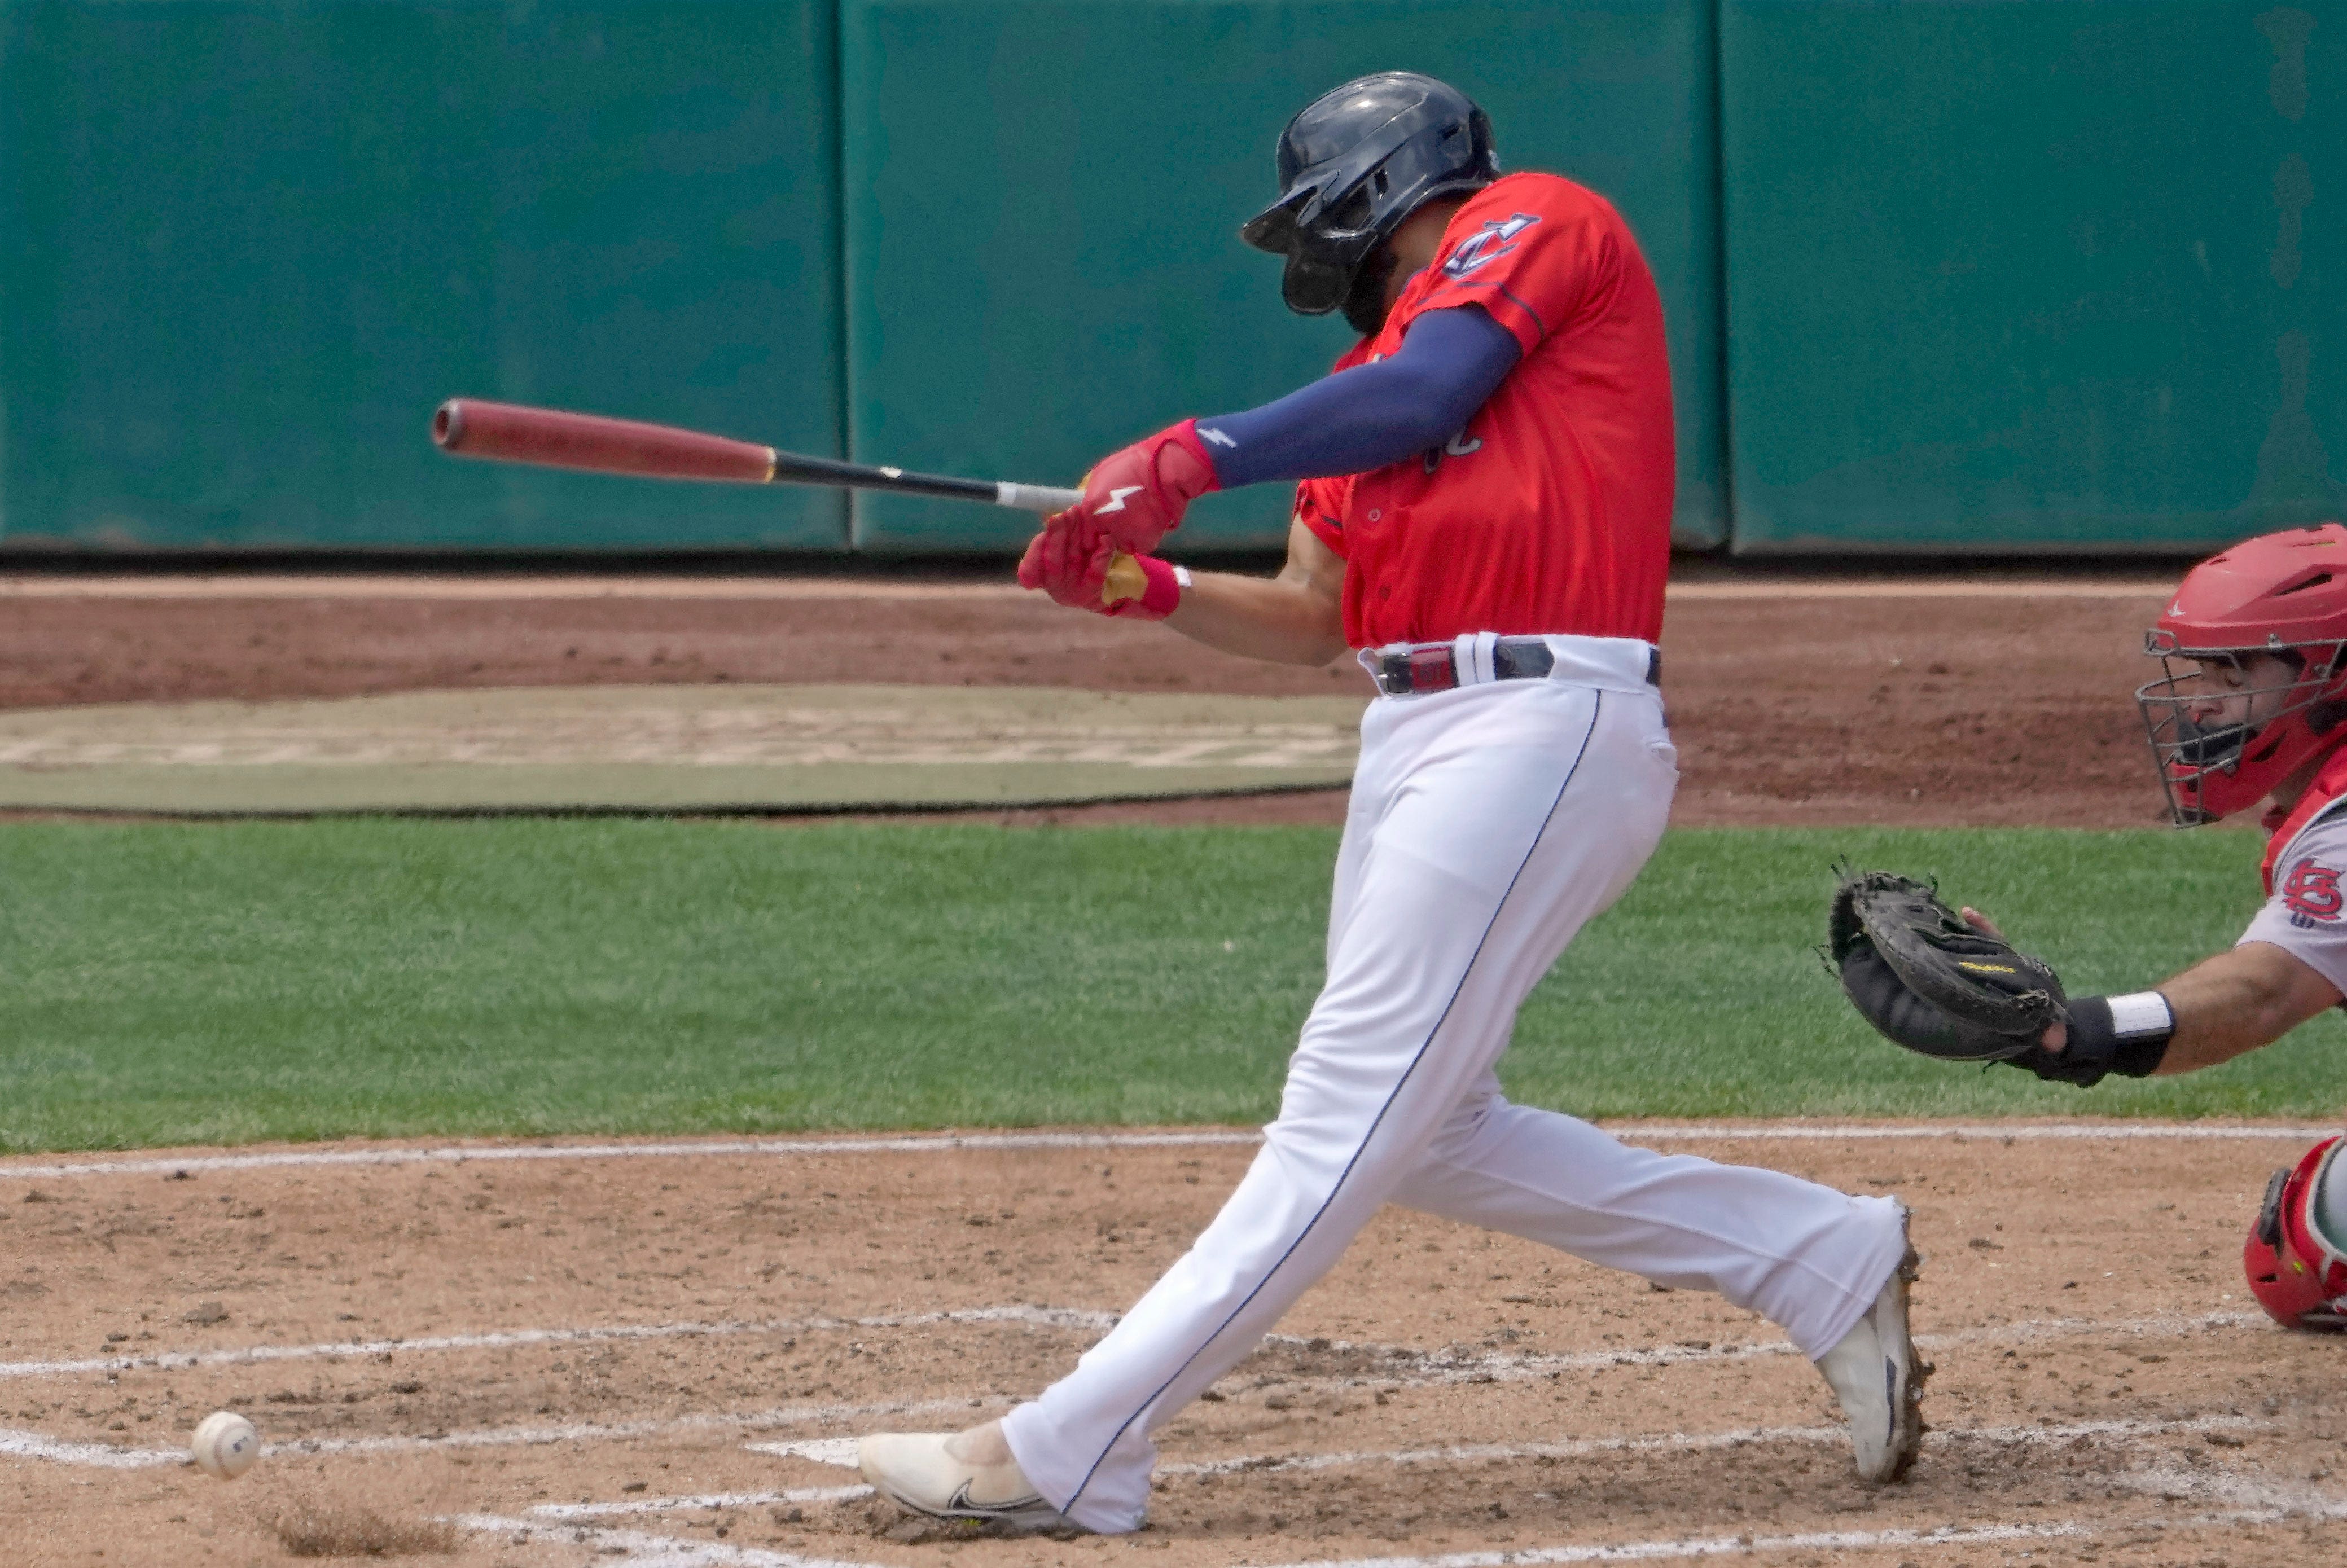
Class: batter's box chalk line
0,1391,1010,1472
543,1412,2275,1521
0,1130,1264,1182
2,1121,2336,1184
0,1305,2278,1471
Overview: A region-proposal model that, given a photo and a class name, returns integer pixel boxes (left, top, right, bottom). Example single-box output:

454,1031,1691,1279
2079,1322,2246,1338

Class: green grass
2,820,2338,1152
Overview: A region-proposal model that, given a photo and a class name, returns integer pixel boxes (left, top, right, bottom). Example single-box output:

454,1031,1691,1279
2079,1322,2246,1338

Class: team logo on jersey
2283,859,2344,926
1442,214,1540,278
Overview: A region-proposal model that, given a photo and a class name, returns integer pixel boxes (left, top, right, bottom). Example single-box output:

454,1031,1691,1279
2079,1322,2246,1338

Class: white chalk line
0,1303,2271,1473
743,1438,860,1465
600,1408,2271,1521
0,1427,185,1470
0,1130,1261,1182
533,1484,871,1521
548,1412,2268,1521
0,1302,1117,1382
4,1121,2335,1184
462,1512,874,1568
0,1391,1014,1472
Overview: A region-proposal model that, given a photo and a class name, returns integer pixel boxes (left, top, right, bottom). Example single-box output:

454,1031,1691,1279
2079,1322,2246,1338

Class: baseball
190,1410,260,1480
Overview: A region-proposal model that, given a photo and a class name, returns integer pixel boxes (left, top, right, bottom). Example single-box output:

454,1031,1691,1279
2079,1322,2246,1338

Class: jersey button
1378,585,1392,600
1368,509,1383,521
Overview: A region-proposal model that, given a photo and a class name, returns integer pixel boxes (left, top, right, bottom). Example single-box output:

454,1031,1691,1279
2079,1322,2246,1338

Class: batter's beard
1342,249,1399,336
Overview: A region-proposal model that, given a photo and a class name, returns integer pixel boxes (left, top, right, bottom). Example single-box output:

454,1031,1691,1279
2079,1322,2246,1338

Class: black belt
1368,637,1661,697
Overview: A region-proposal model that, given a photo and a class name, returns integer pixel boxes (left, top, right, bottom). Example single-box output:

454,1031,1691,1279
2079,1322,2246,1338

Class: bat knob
432,400,465,450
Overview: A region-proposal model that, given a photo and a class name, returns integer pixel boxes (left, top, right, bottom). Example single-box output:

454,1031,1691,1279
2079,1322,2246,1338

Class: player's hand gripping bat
432,398,1083,515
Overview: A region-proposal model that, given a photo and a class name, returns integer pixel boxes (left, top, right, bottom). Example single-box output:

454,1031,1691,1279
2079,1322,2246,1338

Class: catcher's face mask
2143,522,2347,825
2138,639,2347,824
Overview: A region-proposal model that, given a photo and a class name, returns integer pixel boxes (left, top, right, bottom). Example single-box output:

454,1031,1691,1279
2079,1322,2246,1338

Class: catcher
1829,521,2347,1332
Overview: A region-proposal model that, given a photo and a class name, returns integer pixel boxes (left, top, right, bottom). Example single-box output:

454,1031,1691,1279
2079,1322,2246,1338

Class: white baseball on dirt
189,1410,260,1480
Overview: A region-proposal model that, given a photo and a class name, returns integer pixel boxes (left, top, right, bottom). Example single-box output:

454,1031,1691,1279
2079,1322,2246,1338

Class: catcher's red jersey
1294,172,1675,649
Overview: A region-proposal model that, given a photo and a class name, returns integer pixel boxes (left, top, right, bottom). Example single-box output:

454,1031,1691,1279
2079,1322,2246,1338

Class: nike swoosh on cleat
945,1479,1048,1518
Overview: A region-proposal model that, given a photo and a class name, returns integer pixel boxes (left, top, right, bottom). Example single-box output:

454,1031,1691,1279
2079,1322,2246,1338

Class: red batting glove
1016,515,1184,621
1017,512,1116,609
1060,419,1221,557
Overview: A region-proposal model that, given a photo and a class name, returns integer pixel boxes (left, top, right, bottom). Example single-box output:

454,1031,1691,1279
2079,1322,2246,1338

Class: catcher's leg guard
2244,1133,2347,1331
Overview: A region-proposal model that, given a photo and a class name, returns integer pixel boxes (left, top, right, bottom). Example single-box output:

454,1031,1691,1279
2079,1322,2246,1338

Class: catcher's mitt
1827,869,2069,1062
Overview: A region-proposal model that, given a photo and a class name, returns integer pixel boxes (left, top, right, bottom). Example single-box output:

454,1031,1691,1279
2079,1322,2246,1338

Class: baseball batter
857,74,1923,1534
1916,523,2347,1331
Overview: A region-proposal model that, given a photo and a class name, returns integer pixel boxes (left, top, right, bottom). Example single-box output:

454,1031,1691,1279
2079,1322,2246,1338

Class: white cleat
857,1431,1075,1532
1812,1240,1928,1483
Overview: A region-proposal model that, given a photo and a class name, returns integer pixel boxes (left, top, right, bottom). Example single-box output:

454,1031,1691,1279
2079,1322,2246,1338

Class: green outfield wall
839,0,1726,553
0,1,2336,555
1719,0,2345,553
0,0,847,551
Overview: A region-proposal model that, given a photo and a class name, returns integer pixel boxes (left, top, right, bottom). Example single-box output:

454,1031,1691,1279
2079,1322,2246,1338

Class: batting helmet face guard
2245,1134,2347,1331
2138,522,2347,825
1240,72,1498,333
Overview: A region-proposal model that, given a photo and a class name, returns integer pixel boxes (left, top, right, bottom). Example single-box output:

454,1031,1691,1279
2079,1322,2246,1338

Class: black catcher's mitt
1827,869,2069,1062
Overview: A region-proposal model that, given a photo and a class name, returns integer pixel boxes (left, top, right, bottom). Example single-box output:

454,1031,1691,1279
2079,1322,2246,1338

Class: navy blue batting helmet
1240,73,1499,331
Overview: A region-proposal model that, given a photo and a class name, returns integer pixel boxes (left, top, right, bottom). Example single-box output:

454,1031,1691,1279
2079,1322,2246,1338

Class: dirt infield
0,575,2177,827
4,1125,2340,1567
14,574,2311,1567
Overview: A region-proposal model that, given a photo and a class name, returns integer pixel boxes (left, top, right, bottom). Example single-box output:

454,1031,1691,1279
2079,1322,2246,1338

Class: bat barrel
433,398,778,484
432,396,1077,512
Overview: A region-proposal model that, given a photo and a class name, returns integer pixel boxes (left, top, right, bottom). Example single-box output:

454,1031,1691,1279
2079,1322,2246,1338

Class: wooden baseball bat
432,398,1083,515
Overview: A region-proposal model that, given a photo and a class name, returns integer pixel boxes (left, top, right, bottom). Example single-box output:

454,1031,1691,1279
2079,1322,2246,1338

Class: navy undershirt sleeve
1193,305,1522,489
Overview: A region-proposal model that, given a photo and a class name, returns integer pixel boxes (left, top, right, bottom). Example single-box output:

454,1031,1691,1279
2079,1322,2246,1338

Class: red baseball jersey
1293,172,1675,649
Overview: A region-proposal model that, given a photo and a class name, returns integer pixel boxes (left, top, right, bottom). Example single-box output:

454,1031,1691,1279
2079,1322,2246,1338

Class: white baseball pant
1001,634,1909,1534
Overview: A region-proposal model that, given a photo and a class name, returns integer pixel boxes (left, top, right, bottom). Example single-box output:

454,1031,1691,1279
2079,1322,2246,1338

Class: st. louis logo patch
1442,213,1540,278
2283,859,2344,926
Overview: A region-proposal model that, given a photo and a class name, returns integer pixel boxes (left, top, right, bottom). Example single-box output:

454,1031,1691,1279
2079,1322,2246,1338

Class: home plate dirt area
6,1126,2344,1567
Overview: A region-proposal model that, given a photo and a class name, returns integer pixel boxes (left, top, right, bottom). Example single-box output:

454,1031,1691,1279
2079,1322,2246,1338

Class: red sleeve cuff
1292,484,1348,559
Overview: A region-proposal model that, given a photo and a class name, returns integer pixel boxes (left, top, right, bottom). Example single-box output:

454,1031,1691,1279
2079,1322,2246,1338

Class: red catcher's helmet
2244,1134,2347,1331
2139,522,2347,824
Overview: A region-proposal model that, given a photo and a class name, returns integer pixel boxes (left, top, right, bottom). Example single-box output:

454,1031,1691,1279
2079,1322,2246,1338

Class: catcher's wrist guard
2003,991,2173,1087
